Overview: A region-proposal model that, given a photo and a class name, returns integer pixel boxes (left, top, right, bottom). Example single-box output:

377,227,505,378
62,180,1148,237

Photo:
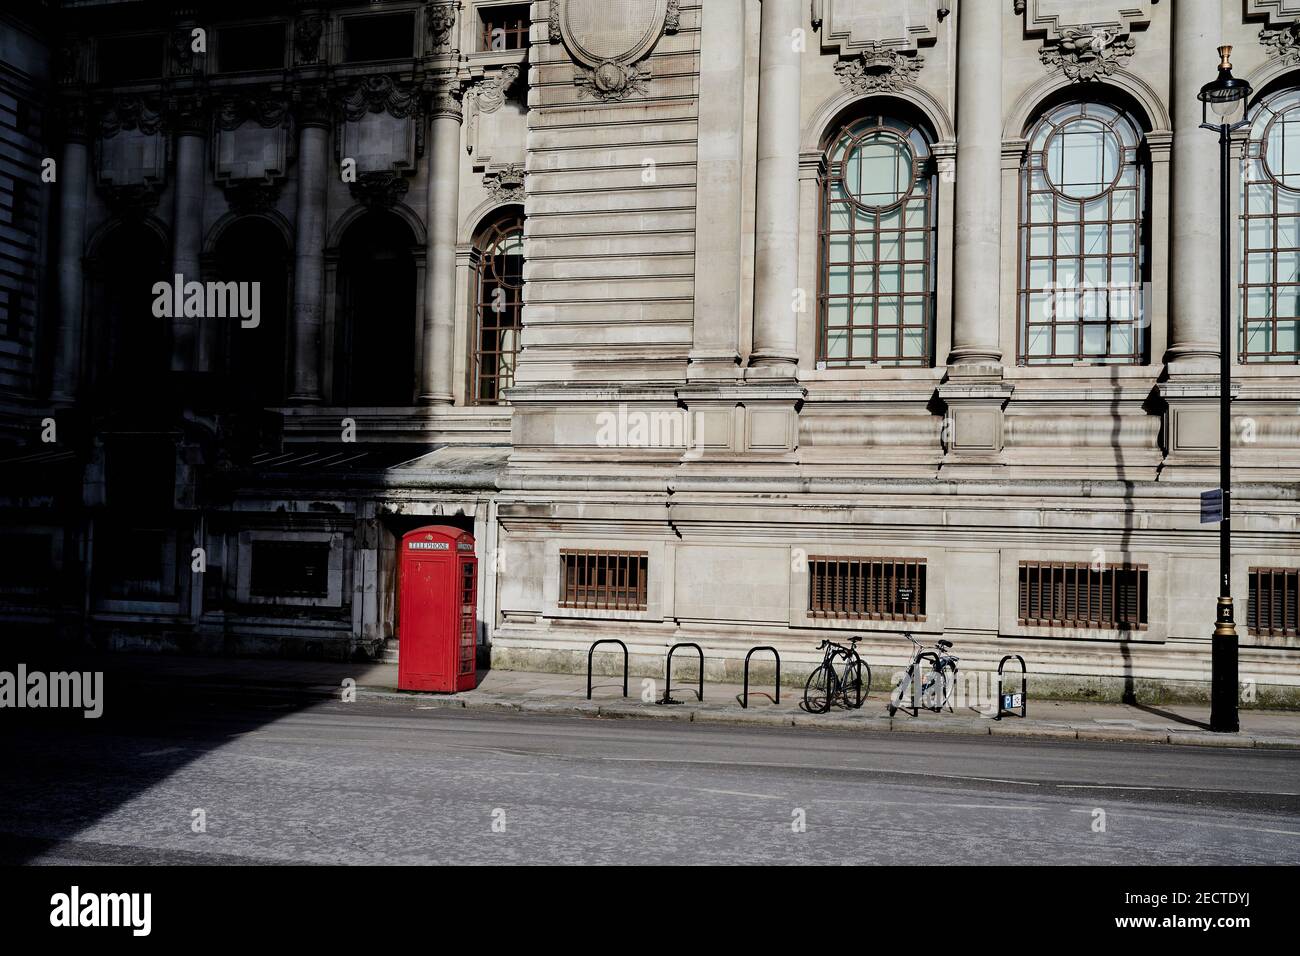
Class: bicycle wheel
921,663,954,712
803,663,836,714
842,659,869,709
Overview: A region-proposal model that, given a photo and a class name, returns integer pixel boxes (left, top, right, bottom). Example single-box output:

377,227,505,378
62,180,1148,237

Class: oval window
1264,105,1300,191
841,129,915,209
1044,117,1122,199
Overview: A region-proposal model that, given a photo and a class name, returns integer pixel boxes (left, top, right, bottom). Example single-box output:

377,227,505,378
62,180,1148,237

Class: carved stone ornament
483,163,525,203
664,0,680,33
103,183,163,217
835,46,924,94
57,39,84,86
295,16,324,65
551,0,674,100
57,95,91,141
426,2,458,54
576,60,651,101
171,26,199,75
221,179,284,215
99,96,165,138
341,75,421,120
468,65,520,115
1261,22,1300,65
1040,25,1136,81
215,95,290,131
349,170,411,210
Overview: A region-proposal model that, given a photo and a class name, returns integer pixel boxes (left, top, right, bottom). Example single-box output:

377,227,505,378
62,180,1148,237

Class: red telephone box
397,525,478,692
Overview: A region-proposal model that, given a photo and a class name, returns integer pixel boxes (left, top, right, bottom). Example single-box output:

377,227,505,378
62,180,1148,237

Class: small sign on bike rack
1001,690,1024,711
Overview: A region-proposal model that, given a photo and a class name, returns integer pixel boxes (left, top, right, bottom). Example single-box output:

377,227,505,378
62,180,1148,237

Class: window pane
1055,324,1079,356
1247,252,1272,283
1083,224,1108,254
1279,217,1300,248
877,264,901,293
828,265,850,295
1248,218,1272,249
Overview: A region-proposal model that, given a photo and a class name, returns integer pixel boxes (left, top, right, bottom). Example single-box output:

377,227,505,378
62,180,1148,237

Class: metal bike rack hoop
996,654,1027,720
740,646,780,709
659,642,704,705
586,639,629,700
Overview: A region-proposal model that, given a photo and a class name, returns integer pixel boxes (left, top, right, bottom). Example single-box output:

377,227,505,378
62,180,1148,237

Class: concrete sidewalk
79,652,1300,750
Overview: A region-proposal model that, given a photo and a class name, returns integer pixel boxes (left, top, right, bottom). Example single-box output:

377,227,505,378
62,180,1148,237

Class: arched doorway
212,216,290,406
335,210,418,405
86,219,169,405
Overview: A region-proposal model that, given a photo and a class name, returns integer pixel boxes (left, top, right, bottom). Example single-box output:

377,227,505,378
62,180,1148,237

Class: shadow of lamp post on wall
1198,46,1252,733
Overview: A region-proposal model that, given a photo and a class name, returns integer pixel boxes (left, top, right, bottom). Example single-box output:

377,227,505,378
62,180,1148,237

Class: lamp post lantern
1198,46,1252,733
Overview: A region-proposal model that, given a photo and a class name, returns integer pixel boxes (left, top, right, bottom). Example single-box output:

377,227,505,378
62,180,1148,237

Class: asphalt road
1,687,1298,865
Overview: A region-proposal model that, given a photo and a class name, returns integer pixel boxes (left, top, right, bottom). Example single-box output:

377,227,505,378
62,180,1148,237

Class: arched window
213,217,290,406
86,220,169,405
1018,101,1147,364
1242,88,1300,364
819,114,936,367
335,210,418,405
471,215,524,404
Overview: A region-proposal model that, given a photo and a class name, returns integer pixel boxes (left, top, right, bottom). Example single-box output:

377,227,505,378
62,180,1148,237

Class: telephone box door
398,526,478,692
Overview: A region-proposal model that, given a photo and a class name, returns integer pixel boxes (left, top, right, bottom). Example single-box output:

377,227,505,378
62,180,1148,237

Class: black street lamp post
1198,46,1252,733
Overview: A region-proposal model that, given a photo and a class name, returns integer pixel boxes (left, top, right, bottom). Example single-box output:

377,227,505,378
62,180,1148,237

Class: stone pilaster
1167,0,1221,370
420,85,463,406
289,90,331,403
170,97,207,372
948,0,1003,369
51,96,89,405
689,0,745,380
748,0,801,377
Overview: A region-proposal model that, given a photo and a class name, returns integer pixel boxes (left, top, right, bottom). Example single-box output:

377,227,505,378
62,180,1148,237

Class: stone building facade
4,1,1300,703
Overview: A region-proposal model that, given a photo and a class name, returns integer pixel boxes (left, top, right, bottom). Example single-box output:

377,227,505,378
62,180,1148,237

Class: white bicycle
888,632,959,716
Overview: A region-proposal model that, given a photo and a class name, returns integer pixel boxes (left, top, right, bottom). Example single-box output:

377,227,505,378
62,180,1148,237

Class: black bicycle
802,637,871,713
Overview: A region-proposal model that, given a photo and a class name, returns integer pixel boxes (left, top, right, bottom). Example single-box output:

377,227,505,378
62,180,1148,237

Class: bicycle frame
892,635,956,716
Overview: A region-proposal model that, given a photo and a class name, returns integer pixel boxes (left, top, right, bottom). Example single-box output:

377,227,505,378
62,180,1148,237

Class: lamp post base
1210,596,1240,733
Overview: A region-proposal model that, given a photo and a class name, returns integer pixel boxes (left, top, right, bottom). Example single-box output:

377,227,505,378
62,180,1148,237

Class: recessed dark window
251,540,331,598
94,526,176,601
0,532,54,593
1018,562,1147,630
560,550,647,611
479,4,530,51
106,440,176,512
808,557,926,622
97,34,165,83
342,13,415,62
217,23,287,73
1248,567,1298,638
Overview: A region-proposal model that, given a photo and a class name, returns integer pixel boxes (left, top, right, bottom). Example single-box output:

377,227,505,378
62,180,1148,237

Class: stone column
289,95,330,403
1167,0,1221,368
420,87,462,406
171,104,206,372
948,0,1003,367
51,99,89,405
748,0,801,375
689,0,746,379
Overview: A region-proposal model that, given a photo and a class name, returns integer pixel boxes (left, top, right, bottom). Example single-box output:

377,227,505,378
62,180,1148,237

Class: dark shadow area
0,644,348,865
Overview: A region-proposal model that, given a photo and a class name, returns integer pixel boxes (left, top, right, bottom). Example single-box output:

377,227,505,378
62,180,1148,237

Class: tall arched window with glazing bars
818,114,937,367
1242,87,1300,364
471,216,524,404
1018,102,1148,365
